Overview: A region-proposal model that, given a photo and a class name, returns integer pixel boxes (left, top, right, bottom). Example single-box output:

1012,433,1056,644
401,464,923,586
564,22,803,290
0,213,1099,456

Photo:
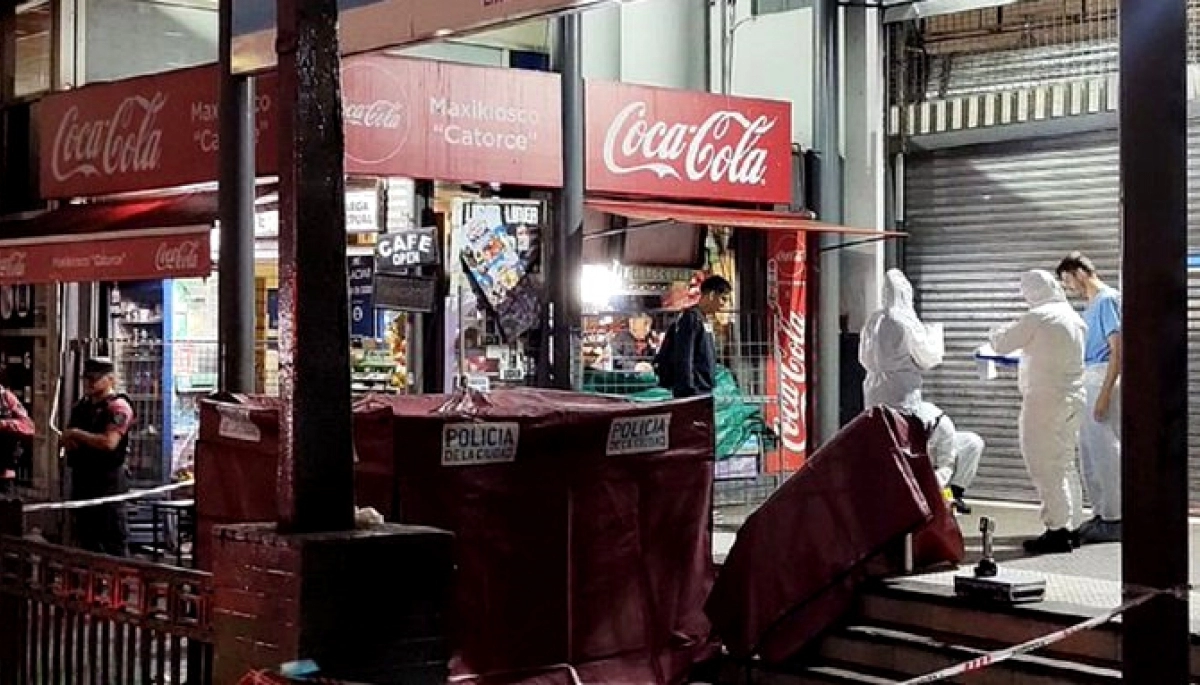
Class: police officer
63,358,135,556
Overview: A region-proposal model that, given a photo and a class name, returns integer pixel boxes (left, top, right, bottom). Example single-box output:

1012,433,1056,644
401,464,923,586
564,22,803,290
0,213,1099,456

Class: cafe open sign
376,227,438,271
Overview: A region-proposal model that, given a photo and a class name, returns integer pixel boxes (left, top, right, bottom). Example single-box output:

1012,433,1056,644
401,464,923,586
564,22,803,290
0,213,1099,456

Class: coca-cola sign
342,58,412,166
763,231,808,472
602,102,775,188
154,239,202,273
587,81,792,204
50,94,166,183
37,65,278,199
0,231,211,285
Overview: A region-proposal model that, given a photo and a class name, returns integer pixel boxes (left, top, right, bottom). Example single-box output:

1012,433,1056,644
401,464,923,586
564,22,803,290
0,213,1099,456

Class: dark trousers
73,503,128,557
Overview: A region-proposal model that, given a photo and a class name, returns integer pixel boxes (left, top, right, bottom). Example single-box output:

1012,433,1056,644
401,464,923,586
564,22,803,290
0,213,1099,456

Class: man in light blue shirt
1057,252,1121,545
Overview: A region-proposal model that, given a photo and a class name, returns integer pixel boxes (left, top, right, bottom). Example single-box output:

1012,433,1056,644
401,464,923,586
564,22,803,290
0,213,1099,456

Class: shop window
14,1,51,99
751,0,809,16
83,0,217,84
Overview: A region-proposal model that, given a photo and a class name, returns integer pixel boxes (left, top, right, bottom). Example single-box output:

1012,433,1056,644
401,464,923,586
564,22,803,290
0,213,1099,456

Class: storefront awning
585,198,905,237
0,193,216,285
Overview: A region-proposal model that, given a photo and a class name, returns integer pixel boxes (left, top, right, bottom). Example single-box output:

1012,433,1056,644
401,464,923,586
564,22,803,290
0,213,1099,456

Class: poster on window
457,200,544,341
764,232,807,473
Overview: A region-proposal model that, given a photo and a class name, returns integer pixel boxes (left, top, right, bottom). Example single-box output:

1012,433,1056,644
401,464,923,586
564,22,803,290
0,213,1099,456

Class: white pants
1081,365,1122,521
1020,388,1086,530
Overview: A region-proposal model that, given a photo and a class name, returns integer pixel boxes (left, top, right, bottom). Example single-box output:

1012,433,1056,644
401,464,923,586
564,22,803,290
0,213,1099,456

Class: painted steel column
812,0,842,446
218,0,257,393
274,0,355,533
1119,0,1190,680
553,12,584,390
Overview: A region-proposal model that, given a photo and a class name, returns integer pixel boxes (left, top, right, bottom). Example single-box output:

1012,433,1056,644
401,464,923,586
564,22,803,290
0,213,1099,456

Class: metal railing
0,500,214,684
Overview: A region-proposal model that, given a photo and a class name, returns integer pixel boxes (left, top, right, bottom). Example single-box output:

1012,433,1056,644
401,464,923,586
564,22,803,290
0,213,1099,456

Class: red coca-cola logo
342,60,412,166
0,252,27,280
50,94,166,183
155,240,201,273
601,101,776,188
768,234,806,282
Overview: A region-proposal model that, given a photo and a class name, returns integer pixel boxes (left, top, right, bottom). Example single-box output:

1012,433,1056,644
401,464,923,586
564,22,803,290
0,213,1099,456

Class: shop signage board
763,231,808,472
344,191,380,234
585,81,794,205
0,231,212,285
36,54,562,199
348,255,376,338
376,227,439,271
231,0,614,75
35,56,792,204
374,272,438,312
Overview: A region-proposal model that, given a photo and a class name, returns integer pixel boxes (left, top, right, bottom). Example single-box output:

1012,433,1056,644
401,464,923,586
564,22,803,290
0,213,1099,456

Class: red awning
0,193,216,285
585,198,905,237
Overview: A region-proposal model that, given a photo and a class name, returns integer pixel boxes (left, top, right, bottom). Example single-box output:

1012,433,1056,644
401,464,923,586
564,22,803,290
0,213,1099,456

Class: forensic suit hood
859,269,945,411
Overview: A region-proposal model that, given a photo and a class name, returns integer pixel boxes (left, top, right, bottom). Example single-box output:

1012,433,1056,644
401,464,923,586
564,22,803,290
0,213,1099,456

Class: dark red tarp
704,407,964,663
380,388,718,684
193,395,396,570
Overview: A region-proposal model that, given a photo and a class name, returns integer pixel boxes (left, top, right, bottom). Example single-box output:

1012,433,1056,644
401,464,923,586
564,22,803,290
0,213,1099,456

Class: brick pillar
211,522,454,685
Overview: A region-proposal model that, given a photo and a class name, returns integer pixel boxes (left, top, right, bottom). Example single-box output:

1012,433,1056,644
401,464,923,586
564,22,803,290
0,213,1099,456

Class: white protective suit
859,270,945,411
912,401,983,491
990,270,1087,531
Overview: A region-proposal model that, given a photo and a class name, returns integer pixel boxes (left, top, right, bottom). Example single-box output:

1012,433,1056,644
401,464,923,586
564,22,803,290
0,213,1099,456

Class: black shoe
950,486,972,515
1071,516,1101,548
1023,528,1074,555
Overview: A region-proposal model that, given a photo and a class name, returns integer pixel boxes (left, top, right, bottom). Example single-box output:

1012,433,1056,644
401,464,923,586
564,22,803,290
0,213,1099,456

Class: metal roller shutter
905,127,1200,506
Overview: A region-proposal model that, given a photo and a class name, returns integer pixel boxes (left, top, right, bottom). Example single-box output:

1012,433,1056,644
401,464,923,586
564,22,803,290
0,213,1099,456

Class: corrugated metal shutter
906,127,1200,505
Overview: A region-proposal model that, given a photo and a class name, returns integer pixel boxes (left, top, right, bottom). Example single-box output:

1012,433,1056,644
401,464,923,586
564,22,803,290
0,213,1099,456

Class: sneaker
1023,528,1074,555
1079,519,1121,545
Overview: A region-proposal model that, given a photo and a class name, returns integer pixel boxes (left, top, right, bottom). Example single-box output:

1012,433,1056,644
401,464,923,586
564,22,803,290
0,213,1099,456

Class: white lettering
155,240,201,273
601,101,776,188
344,99,405,130
50,94,167,183
0,252,27,279
606,414,672,456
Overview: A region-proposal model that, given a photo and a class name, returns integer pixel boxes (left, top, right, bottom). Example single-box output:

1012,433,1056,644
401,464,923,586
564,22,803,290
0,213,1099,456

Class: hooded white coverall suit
859,270,945,412
912,401,983,492
990,270,1087,531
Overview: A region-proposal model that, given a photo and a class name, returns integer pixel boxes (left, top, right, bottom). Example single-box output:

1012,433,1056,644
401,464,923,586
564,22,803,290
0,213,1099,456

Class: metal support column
1120,0,1190,681
274,0,355,533
218,0,257,393
553,13,584,391
812,0,842,446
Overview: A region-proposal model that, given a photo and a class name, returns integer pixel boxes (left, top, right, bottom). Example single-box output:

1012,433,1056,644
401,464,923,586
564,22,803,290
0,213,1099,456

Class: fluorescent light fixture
883,0,1018,24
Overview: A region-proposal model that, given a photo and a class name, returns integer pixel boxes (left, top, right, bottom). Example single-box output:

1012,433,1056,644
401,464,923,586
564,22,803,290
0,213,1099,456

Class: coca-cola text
602,101,775,187
344,99,406,129
155,240,202,273
50,94,166,182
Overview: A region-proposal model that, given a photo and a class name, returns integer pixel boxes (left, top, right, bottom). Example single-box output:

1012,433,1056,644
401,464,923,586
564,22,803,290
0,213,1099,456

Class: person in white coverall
990,270,1087,555
912,401,983,515
859,269,945,411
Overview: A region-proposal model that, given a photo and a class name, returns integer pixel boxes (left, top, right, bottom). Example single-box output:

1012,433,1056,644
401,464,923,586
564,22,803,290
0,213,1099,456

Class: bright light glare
581,263,623,310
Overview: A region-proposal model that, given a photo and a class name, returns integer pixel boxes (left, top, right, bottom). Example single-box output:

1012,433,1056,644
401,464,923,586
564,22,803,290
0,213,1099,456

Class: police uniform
66,359,135,556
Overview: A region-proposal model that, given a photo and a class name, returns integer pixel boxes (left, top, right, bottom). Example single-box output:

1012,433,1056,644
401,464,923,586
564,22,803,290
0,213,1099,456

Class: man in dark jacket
657,275,732,398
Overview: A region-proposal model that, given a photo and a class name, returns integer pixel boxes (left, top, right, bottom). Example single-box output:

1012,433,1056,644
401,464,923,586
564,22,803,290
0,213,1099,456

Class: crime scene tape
24,480,194,512
897,586,1186,685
